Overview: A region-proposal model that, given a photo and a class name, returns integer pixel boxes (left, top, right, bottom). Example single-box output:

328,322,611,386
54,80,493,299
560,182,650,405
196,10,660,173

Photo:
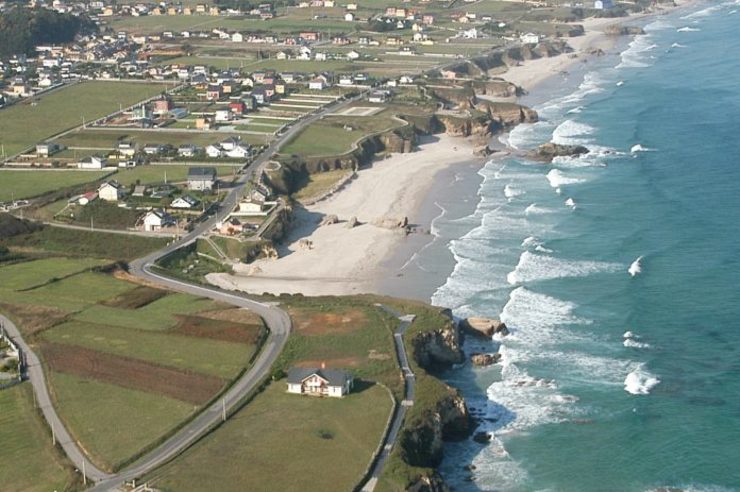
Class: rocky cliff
398,315,472,491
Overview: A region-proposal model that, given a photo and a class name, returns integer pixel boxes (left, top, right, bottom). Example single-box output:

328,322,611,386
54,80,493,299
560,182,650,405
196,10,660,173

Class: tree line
0,7,96,59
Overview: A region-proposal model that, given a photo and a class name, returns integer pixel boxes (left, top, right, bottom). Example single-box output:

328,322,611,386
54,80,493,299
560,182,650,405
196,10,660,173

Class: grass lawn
281,124,365,157
0,384,74,492
47,371,195,471
0,257,107,290
152,383,392,492
281,109,403,157
29,272,134,306
0,170,111,202
293,168,352,202
158,55,255,70
0,81,171,156
41,320,255,379
113,164,240,185
0,226,168,261
276,298,401,395
73,293,218,331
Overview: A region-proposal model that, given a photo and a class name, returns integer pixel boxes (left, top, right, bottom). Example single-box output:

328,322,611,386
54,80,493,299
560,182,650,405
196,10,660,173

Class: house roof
187,167,217,178
100,180,122,190
286,367,351,386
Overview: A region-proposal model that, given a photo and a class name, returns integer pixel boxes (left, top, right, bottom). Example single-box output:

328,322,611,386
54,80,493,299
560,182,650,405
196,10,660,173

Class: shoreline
206,1,692,302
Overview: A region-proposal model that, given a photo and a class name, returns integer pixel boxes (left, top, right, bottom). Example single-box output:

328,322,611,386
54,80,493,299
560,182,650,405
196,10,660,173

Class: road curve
0,314,113,483
1,93,363,490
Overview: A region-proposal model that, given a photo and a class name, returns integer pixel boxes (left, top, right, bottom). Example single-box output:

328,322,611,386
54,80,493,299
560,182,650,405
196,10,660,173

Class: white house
143,208,174,231
231,32,244,42
215,109,232,122
220,137,241,151
79,155,107,169
238,194,265,213
178,144,199,157
344,12,355,21
224,144,251,158
206,144,223,158
171,195,200,209
286,366,353,398
98,180,125,202
346,50,360,60
520,32,540,44
314,52,328,61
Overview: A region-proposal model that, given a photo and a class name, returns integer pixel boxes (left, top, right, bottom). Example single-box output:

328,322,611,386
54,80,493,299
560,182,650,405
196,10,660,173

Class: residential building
286,366,353,398
143,209,174,231
171,195,200,209
98,180,125,201
187,167,217,191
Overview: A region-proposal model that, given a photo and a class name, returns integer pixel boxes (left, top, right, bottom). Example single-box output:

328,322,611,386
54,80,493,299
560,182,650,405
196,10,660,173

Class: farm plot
0,81,170,156
0,170,111,202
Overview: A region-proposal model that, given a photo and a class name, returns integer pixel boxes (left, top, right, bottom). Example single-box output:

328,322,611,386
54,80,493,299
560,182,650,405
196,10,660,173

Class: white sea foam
504,184,525,199
631,144,654,153
567,105,584,114
624,338,651,349
628,256,643,277
552,119,595,145
524,203,552,216
681,4,722,19
644,19,675,31
623,331,650,349
565,197,577,209
671,42,687,48
546,169,585,188
677,26,701,32
616,80,625,86
624,364,661,395
617,35,657,69
507,251,622,285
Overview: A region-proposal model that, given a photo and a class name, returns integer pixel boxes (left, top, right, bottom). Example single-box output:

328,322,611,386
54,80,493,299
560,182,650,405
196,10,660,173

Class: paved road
359,306,417,492
85,91,367,491
0,91,364,490
0,314,114,483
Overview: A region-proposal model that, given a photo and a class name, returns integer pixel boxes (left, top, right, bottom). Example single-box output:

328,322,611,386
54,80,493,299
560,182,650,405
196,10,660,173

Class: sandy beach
207,11,660,298
207,135,480,296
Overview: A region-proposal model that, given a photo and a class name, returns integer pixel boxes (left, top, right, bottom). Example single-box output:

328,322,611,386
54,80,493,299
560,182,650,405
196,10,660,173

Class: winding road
3,92,366,490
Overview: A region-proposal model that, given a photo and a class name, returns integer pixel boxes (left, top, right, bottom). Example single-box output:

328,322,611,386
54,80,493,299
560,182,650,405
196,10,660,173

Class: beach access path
358,306,416,492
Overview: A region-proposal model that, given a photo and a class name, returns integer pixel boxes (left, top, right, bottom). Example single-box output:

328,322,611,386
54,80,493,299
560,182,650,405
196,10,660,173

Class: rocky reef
533,142,590,162
460,317,509,339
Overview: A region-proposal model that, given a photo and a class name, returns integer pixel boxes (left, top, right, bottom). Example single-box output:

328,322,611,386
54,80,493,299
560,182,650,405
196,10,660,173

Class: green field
0,170,111,202
159,55,255,70
48,372,195,470
153,383,392,492
110,15,352,35
41,319,254,378
0,257,107,290
293,168,352,202
282,110,403,157
0,384,74,492
0,81,171,156
0,225,169,261
73,293,219,331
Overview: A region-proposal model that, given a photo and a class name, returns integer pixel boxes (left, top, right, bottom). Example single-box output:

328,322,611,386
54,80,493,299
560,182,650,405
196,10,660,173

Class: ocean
429,3,740,491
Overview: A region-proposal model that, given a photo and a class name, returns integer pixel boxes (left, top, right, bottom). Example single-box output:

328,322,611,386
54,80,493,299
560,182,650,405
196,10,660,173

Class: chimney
321,361,326,370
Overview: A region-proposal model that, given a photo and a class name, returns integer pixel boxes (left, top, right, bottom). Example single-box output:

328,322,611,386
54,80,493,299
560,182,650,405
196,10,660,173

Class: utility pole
222,398,226,422
82,461,87,486
52,423,56,446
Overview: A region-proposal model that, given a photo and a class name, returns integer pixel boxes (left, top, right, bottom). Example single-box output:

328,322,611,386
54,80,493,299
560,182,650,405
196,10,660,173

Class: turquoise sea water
432,3,740,491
